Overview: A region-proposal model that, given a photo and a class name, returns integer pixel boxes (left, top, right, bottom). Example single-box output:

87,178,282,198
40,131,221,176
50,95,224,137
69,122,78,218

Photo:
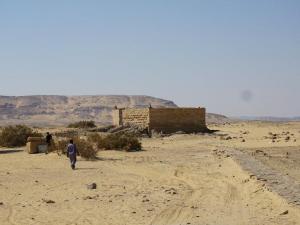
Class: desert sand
1,121,300,225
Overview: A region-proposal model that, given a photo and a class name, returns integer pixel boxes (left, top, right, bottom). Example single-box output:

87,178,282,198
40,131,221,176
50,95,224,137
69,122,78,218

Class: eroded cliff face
0,95,177,126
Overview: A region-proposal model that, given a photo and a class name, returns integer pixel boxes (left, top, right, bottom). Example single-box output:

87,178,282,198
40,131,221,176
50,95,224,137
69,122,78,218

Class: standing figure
45,132,53,154
67,139,77,170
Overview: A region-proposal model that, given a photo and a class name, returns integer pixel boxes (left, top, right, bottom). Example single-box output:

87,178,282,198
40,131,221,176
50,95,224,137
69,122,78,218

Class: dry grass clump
0,125,42,147
88,133,142,151
67,121,96,129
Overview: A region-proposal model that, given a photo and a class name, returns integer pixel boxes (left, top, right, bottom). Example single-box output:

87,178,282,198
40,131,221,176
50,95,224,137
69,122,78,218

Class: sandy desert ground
0,121,300,225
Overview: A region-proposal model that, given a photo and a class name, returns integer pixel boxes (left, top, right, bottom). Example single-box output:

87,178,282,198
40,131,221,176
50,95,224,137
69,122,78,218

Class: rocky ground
0,121,300,225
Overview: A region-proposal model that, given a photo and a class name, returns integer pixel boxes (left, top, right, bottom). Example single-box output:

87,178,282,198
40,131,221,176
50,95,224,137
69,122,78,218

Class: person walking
67,139,77,170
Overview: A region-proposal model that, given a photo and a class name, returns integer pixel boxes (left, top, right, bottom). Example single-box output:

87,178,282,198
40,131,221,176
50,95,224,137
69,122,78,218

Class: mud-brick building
112,107,207,133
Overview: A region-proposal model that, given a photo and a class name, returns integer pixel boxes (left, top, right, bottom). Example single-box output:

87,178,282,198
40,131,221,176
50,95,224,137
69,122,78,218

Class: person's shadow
0,149,23,154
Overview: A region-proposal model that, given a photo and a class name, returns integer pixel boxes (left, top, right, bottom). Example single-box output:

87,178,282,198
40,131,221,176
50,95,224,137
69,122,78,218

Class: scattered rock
250,174,256,179
42,199,55,204
86,183,97,190
165,188,177,195
0,202,3,205
280,210,289,215
257,177,267,182
285,136,290,141
241,139,245,142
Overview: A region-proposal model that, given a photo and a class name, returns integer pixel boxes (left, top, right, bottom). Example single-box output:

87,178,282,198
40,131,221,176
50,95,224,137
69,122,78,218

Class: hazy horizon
1,1,299,117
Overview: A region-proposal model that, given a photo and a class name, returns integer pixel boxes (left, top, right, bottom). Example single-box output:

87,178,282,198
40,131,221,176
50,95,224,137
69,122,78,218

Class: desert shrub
75,137,97,160
51,139,69,154
0,125,42,147
88,133,142,151
67,121,96,129
54,137,97,159
54,130,79,138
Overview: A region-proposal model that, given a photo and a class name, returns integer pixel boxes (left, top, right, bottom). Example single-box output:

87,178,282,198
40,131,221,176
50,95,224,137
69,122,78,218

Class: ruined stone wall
149,108,206,133
120,108,150,128
112,109,122,126
112,107,206,133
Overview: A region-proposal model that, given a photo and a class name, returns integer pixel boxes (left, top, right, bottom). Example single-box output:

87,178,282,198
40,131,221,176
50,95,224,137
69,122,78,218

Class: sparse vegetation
54,137,97,160
52,132,141,159
0,125,42,147
88,133,142,151
67,121,96,129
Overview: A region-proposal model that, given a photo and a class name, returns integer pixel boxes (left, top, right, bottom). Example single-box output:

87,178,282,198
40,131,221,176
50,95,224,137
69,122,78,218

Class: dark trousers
69,154,77,168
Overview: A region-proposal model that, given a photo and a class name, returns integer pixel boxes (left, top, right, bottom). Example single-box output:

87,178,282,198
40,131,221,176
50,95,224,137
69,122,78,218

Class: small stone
86,183,97,190
0,202,3,205
285,136,290,141
42,199,55,204
83,196,93,200
280,210,288,215
250,174,256,179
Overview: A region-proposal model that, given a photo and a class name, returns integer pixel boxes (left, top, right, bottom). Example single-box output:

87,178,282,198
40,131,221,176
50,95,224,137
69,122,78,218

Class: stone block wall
115,108,150,128
149,108,206,133
113,107,206,133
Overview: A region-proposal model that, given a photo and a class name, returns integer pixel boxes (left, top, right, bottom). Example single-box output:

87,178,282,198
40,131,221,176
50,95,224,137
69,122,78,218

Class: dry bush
88,133,142,151
67,121,96,129
0,125,42,147
54,137,97,159
53,130,79,138
75,137,97,160
51,139,69,155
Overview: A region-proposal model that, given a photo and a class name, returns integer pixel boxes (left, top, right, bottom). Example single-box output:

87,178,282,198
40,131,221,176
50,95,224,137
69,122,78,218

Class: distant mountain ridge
0,95,177,126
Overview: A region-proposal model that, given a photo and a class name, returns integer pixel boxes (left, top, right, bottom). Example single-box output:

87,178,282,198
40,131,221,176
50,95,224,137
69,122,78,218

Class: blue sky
0,0,299,117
